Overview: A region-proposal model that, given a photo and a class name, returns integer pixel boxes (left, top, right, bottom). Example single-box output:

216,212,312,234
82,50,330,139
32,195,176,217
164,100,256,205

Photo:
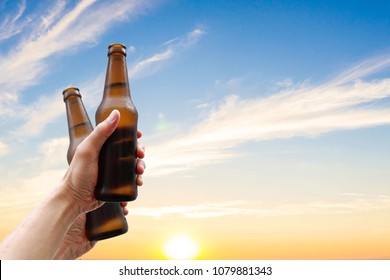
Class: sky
1,0,390,260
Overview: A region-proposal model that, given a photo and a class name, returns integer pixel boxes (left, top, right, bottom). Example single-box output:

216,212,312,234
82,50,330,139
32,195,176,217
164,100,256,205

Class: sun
163,235,200,260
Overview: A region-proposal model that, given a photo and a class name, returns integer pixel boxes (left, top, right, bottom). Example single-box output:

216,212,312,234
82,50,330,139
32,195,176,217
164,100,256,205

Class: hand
56,110,145,259
61,110,146,213
54,202,128,259
0,111,145,260
60,110,119,213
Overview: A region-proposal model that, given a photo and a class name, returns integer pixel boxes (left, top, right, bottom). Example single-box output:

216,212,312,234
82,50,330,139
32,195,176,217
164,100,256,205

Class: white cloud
0,0,28,41
6,26,204,137
128,28,205,79
15,72,106,138
10,27,204,138
1,1,205,140
39,137,69,168
0,169,67,221
0,1,202,141
214,77,246,88
147,57,390,176
128,48,175,79
17,91,65,137
0,0,159,117
132,194,390,219
39,0,66,31
0,141,9,157
329,54,390,86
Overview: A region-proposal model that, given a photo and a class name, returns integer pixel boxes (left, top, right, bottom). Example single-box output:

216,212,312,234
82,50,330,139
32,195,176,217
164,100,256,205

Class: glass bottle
95,44,138,202
63,87,128,240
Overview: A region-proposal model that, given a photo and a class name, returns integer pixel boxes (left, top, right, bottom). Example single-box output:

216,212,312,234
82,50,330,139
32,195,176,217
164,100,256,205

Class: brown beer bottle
95,44,138,202
63,87,128,241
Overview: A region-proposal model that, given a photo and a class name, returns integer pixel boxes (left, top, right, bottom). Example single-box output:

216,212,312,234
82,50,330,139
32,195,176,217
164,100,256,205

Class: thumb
86,110,120,152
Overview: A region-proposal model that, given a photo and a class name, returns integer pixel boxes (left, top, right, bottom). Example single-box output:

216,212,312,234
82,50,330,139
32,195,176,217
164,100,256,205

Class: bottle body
85,203,128,241
63,87,128,241
95,44,138,202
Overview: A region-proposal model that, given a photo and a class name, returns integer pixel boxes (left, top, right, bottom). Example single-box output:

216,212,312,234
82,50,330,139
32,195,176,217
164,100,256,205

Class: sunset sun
163,235,200,260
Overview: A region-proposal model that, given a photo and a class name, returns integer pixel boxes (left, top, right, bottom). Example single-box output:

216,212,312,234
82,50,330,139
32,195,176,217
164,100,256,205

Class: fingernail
107,110,118,123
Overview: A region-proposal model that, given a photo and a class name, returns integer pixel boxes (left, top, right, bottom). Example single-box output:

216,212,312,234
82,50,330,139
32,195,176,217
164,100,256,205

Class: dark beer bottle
95,44,138,202
63,87,128,241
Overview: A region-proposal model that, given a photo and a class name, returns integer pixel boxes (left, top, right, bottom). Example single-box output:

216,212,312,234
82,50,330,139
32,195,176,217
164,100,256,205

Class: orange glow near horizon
1,200,390,260
76,212,390,260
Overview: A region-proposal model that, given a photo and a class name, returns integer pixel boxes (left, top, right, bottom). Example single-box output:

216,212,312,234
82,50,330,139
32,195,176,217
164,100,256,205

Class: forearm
0,183,80,259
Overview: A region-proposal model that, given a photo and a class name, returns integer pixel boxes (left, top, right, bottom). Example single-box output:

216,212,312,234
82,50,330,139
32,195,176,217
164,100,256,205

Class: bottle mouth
108,43,126,56
62,87,81,101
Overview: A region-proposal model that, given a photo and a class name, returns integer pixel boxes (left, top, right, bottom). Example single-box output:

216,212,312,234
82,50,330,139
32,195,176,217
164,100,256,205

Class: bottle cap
62,87,81,101
108,43,126,56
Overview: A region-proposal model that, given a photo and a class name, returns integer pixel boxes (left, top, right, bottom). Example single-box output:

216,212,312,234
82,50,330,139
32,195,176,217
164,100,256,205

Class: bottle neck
103,53,131,98
65,95,93,140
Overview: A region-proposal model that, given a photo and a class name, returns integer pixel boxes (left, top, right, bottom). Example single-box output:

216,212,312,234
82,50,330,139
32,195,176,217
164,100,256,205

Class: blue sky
1,0,390,259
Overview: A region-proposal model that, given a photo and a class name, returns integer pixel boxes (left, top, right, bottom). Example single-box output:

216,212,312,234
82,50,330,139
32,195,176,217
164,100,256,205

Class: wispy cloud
132,194,390,219
328,54,390,86
10,27,204,138
0,0,158,115
0,1,204,139
16,90,66,137
147,55,390,176
39,0,66,31
128,28,205,79
0,141,9,157
39,137,68,168
0,136,69,216
0,0,28,40
0,168,67,223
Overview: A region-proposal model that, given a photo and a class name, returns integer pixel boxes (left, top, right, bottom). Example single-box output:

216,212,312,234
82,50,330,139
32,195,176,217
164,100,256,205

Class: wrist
51,181,82,220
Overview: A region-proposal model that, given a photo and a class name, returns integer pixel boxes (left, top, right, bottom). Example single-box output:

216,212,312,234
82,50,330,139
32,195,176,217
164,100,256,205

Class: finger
136,159,145,175
84,110,120,153
137,130,142,139
136,142,145,159
136,175,143,187
120,201,129,216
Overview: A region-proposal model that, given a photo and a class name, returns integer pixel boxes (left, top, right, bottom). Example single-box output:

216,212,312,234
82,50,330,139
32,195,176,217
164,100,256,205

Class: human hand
53,202,129,260
56,110,145,259
61,110,145,213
